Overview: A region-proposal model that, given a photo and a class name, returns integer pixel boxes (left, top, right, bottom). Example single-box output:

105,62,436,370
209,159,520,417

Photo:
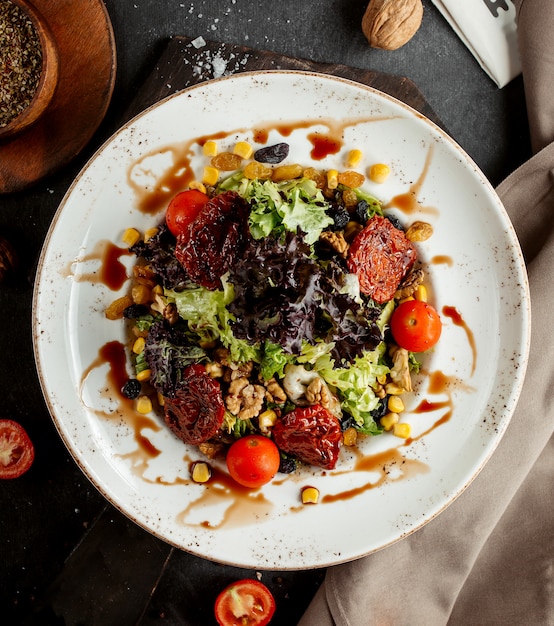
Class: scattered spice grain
0,0,43,128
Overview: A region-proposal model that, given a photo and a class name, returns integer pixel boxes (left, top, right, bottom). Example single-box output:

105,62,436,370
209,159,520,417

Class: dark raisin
123,303,149,319
278,455,298,474
326,204,350,231
340,414,356,431
122,379,142,399
385,214,404,231
253,142,290,164
371,398,389,421
354,200,369,224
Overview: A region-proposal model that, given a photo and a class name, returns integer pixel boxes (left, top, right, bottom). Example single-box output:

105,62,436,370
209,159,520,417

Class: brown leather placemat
124,36,443,128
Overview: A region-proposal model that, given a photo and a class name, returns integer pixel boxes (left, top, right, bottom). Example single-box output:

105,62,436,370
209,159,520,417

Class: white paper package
431,0,521,88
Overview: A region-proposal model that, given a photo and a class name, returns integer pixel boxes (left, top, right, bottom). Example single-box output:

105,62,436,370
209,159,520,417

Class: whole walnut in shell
362,0,424,51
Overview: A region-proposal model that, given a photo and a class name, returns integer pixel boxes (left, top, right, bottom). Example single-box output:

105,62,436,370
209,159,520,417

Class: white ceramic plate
33,71,530,570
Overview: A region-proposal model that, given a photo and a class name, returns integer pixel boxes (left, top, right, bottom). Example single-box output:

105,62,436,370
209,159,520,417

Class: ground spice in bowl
0,0,43,129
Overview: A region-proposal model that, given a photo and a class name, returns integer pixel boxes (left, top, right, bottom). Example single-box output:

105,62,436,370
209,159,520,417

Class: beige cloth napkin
299,1,554,624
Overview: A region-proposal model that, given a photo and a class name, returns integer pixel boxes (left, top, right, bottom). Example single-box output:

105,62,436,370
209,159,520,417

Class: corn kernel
202,165,219,186
258,409,278,433
233,141,253,159
203,140,218,157
136,368,151,382
385,382,405,396
136,395,152,414
342,426,357,446
191,461,212,483
368,163,391,184
327,169,338,190
388,396,405,413
377,374,388,385
301,486,320,504
144,227,158,242
122,228,141,247
399,295,415,304
152,284,163,295
380,412,399,431
189,180,207,193
414,284,428,302
157,392,165,407
346,149,363,168
393,422,412,439
132,337,146,354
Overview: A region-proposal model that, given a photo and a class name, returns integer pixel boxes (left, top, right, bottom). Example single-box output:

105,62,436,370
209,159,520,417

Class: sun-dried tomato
347,215,417,304
272,405,342,470
175,191,250,290
163,364,225,445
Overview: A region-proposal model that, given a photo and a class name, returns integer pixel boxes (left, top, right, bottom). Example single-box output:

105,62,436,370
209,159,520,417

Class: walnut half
362,0,424,51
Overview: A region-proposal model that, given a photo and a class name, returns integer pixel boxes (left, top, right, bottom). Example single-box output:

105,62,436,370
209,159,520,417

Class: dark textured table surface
1,1,531,625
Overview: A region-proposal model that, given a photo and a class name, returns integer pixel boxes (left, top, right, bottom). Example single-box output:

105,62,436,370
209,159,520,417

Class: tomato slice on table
165,189,209,236
390,299,442,353
0,419,35,479
215,578,276,626
226,434,281,489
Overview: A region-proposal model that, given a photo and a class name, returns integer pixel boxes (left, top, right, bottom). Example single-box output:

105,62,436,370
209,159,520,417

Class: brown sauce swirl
442,305,477,376
386,144,439,216
71,240,131,290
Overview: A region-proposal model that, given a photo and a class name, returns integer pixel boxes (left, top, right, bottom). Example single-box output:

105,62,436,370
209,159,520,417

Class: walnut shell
0,236,18,282
362,0,424,51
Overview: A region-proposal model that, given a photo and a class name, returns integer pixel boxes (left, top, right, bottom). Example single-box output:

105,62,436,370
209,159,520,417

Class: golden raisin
342,188,359,208
211,152,243,171
272,163,303,181
303,167,326,188
342,426,358,446
131,283,151,305
405,220,434,242
105,295,133,320
243,161,273,180
343,220,363,242
338,170,365,188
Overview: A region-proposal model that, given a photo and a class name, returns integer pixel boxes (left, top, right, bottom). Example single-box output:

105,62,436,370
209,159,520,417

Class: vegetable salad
109,139,440,476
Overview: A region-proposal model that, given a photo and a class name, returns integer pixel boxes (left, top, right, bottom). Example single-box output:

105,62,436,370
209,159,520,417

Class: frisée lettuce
219,173,334,244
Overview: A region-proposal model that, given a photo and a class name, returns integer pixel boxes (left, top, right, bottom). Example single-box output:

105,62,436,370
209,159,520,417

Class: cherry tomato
0,419,35,479
165,189,209,236
214,578,276,626
226,435,280,489
390,299,442,353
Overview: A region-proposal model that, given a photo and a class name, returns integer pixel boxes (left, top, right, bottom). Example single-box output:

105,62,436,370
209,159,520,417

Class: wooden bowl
0,0,59,142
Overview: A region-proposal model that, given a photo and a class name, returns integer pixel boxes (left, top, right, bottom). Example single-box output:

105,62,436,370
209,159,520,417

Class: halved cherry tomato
226,435,280,489
390,299,442,353
0,419,35,479
214,578,276,626
165,189,209,236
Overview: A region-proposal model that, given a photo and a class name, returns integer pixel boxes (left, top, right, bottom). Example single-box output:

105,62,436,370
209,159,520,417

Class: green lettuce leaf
220,174,333,244
166,277,261,364
317,343,390,434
